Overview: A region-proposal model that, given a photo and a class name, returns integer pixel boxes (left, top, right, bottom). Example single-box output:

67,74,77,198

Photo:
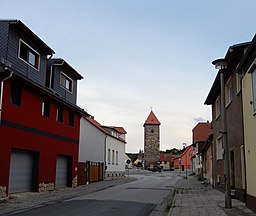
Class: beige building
236,34,256,213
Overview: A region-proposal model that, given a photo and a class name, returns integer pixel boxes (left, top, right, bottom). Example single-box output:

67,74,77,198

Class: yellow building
237,34,256,213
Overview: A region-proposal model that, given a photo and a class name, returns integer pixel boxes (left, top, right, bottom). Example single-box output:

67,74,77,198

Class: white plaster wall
79,118,105,163
105,136,126,172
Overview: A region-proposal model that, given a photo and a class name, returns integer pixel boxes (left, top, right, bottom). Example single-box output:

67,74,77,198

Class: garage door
9,151,34,193
56,156,69,188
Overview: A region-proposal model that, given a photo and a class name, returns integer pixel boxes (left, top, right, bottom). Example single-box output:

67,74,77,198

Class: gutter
0,70,13,123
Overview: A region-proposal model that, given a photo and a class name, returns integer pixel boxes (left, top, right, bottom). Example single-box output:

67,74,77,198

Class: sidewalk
168,175,256,216
0,178,136,215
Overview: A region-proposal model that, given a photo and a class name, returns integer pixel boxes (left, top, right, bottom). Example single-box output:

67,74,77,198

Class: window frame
225,77,232,107
42,98,50,117
56,105,63,123
215,96,220,119
112,150,115,165
60,72,73,93
116,151,118,165
18,39,40,70
68,111,75,127
236,73,242,95
216,135,223,160
10,84,22,107
107,149,111,164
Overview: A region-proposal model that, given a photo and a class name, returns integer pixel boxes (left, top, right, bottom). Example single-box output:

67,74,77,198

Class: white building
102,126,127,179
79,116,127,180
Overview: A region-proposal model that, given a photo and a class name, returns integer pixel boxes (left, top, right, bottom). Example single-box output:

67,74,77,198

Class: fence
78,161,104,186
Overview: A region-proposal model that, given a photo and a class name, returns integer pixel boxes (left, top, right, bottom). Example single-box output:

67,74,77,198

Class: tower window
151,129,154,133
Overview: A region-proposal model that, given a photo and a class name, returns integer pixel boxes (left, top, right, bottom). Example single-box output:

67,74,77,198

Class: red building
0,20,87,196
173,144,194,172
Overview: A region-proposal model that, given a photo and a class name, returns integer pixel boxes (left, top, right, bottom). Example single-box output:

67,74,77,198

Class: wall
0,79,80,195
105,136,126,179
144,125,160,168
79,118,105,163
242,72,256,210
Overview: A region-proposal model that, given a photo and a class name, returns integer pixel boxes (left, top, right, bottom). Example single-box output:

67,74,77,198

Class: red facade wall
173,145,194,170
192,122,212,144
0,79,80,195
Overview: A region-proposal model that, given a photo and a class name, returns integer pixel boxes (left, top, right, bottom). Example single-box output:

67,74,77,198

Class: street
1,171,180,216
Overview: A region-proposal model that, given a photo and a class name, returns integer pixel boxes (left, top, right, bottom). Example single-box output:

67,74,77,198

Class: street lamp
212,58,232,208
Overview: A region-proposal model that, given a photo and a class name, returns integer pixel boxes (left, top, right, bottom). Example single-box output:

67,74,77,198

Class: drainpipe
104,135,108,179
0,70,14,123
49,60,64,90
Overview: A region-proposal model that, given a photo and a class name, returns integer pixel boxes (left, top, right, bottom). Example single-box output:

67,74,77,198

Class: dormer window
18,39,40,70
60,72,73,92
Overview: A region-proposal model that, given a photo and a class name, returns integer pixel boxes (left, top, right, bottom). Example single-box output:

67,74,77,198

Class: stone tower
144,111,161,168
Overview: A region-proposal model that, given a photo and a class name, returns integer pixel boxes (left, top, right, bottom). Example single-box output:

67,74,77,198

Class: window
19,39,40,69
10,84,22,106
69,111,74,127
216,136,223,160
60,73,73,92
225,78,232,106
251,69,256,113
116,151,118,165
215,96,220,119
42,99,50,117
107,149,111,164
56,105,63,122
112,150,115,165
236,73,241,94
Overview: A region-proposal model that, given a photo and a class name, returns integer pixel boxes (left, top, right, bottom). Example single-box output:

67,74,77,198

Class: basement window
18,39,40,70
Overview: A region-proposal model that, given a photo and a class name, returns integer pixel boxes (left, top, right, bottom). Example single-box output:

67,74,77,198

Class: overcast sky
1,1,255,152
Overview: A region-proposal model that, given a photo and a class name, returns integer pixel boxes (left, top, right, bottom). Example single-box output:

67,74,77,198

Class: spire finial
150,107,153,111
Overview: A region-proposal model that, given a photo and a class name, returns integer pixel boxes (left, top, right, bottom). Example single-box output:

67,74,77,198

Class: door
9,150,34,193
56,156,69,188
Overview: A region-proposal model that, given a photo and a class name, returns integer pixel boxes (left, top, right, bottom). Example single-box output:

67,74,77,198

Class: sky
1,1,255,152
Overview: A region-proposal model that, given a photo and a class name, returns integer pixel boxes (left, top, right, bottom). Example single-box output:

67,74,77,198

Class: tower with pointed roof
143,111,161,168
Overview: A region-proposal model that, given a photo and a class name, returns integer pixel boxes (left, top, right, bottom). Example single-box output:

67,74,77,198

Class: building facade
143,111,161,169
236,34,256,212
205,42,249,202
192,122,212,177
0,20,85,196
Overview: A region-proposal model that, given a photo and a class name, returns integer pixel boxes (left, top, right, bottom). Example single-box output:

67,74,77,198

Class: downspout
104,135,108,179
0,70,14,123
49,60,64,90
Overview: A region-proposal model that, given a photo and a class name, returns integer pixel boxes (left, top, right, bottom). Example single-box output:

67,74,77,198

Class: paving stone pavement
168,174,256,216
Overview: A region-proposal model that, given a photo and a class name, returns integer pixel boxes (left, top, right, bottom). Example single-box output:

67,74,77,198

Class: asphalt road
7,172,181,216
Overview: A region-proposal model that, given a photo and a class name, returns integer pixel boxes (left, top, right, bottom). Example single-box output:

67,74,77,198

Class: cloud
193,117,205,122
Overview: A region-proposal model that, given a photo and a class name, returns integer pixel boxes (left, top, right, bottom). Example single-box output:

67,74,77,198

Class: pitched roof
102,126,127,134
144,111,161,126
113,127,127,134
160,153,173,162
84,116,126,143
